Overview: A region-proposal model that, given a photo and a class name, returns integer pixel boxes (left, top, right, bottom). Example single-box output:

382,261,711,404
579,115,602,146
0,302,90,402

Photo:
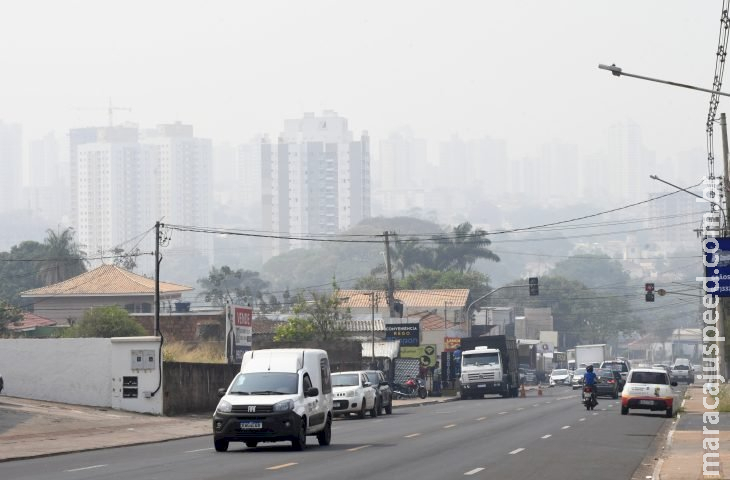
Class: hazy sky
0,1,722,164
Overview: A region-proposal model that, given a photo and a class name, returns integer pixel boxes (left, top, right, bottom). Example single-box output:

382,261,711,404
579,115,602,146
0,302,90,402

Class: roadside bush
162,341,226,363
63,305,146,338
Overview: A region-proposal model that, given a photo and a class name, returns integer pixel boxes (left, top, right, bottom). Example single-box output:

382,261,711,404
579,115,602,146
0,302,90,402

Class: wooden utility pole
720,113,729,379
154,221,160,336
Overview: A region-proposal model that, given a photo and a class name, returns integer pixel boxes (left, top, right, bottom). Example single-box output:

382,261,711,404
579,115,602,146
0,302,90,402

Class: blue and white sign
704,237,730,297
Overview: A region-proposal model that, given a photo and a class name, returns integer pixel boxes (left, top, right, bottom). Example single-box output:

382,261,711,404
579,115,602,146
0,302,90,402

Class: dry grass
719,382,730,413
163,341,226,363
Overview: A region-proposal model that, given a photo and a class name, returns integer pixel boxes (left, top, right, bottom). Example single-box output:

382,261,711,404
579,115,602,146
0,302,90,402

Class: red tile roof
21,264,192,297
337,289,469,309
8,312,58,331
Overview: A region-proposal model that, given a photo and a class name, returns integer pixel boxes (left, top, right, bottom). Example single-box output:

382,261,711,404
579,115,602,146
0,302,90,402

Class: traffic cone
537,384,543,396
520,383,526,398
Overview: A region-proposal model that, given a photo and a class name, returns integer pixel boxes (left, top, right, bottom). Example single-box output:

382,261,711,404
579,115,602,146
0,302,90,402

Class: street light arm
598,63,730,97
466,284,529,336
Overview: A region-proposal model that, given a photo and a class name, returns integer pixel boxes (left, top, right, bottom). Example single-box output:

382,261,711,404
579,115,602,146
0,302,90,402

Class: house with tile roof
6,312,58,337
20,264,193,325
337,289,470,325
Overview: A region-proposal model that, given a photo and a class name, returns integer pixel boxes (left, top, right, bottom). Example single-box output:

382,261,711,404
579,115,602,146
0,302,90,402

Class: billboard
226,304,253,364
705,237,730,296
400,345,437,367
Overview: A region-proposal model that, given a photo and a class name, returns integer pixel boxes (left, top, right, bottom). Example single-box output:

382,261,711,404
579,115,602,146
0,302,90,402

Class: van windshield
462,352,499,366
332,374,360,387
229,372,299,395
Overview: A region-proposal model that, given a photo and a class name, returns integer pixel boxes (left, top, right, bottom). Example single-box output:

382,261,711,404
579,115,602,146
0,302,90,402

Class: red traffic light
645,283,655,292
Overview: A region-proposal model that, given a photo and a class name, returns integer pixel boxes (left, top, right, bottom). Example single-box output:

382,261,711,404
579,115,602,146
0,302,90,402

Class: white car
331,371,378,419
549,368,571,386
621,368,678,418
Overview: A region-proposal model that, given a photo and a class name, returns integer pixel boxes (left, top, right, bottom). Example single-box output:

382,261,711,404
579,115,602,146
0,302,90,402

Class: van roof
241,348,326,373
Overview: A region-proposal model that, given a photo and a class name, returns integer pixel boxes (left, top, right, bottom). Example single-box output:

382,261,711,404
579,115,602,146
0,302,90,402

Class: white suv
671,359,694,384
331,371,378,419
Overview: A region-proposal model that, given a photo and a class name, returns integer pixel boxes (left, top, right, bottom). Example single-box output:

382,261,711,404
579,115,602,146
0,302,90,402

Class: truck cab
458,336,519,399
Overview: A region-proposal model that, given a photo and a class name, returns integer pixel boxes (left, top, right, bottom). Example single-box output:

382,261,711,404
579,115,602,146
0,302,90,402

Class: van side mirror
217,388,227,397
363,382,372,388
671,381,678,387
305,387,319,397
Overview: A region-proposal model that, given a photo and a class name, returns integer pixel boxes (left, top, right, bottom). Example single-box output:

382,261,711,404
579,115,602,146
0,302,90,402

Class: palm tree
40,228,87,285
370,235,429,279
432,222,500,273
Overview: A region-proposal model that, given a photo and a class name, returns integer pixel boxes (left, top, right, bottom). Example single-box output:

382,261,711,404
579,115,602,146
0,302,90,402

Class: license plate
240,421,262,430
477,384,486,388
639,400,654,406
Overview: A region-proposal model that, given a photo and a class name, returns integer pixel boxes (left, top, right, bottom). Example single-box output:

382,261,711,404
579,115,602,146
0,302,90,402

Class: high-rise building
24,132,69,223
259,111,371,258
0,121,23,214
375,129,427,215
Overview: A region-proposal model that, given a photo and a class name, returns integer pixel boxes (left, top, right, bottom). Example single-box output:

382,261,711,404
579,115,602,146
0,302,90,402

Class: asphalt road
0,386,680,480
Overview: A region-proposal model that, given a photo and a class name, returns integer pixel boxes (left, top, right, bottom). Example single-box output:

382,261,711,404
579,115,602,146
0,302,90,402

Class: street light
465,284,531,337
598,63,730,97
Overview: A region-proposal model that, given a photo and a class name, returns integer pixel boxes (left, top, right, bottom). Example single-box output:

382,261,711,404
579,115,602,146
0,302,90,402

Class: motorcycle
582,385,597,410
392,377,428,399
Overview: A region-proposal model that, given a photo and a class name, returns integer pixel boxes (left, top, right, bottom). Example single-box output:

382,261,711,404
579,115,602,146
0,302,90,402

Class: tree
428,222,500,273
0,301,22,334
0,240,48,306
64,305,146,338
112,247,140,271
371,236,429,280
40,228,87,286
550,254,629,289
197,266,270,306
274,286,349,342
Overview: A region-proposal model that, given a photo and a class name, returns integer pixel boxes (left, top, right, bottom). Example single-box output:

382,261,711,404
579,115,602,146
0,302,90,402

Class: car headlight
216,399,232,414
273,399,294,412
343,389,357,398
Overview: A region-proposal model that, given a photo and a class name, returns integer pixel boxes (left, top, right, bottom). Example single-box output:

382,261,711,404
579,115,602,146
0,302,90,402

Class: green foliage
549,254,629,289
0,241,48,305
63,305,146,338
111,247,140,271
198,265,270,307
427,222,499,272
40,228,87,286
274,286,349,342
0,301,23,333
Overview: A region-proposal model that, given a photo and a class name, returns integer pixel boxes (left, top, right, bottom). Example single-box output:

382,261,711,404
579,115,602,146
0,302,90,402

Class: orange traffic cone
520,383,526,398
537,384,543,396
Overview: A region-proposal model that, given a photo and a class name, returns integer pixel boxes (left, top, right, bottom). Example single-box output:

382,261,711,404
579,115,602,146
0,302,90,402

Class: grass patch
719,383,730,413
163,341,226,363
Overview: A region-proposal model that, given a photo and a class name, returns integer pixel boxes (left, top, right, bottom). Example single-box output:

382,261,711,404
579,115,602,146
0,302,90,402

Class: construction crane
74,97,132,127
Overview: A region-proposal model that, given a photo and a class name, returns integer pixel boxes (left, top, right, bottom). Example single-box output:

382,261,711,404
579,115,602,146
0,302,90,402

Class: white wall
0,338,112,406
0,337,163,415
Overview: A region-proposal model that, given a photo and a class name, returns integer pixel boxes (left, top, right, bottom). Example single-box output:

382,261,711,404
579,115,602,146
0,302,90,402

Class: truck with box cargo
575,344,607,369
458,336,520,399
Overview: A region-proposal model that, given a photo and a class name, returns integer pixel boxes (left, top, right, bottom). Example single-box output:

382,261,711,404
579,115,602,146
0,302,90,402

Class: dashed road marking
541,434,552,439
477,416,487,421
465,467,485,475
532,404,539,407
66,465,107,473
561,426,570,430
404,433,421,438
444,424,456,429
347,445,372,452
516,407,524,411
509,448,525,455
185,448,213,453
498,411,508,415
579,418,586,422
267,463,297,470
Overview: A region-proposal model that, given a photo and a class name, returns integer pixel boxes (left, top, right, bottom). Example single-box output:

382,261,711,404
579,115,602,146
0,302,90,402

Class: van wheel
245,441,258,448
316,414,332,446
358,401,366,419
214,439,229,452
370,400,379,417
292,419,307,450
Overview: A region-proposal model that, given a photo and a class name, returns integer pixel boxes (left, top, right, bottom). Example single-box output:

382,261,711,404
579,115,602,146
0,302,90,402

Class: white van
213,348,333,451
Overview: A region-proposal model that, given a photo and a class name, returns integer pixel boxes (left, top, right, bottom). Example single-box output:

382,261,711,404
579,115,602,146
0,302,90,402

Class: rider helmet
586,365,593,372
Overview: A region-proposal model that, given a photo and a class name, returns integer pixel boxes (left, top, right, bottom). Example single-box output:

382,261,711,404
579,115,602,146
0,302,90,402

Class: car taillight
607,380,615,384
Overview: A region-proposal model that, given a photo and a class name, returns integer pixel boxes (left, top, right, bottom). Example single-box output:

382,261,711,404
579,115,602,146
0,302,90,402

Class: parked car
600,359,631,387
363,370,393,415
594,368,620,399
548,368,571,386
621,368,679,417
570,367,586,389
331,371,378,419
670,362,694,384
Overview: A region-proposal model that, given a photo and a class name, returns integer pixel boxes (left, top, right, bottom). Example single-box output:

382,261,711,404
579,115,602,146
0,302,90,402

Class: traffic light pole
465,283,532,337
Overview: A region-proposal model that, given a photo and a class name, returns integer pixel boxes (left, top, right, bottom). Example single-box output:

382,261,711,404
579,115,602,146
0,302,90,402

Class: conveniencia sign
385,324,420,346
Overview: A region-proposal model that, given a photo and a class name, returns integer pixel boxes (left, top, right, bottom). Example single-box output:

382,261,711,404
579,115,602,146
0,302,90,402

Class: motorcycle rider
583,365,598,405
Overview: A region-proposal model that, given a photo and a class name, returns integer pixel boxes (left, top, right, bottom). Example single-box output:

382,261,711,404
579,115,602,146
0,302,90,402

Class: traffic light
645,283,655,302
529,277,539,296
645,292,655,302
645,283,655,292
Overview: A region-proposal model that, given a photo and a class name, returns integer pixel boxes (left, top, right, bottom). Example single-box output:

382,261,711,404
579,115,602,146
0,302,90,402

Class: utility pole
383,231,395,318
154,221,160,337
371,292,376,369
720,113,730,378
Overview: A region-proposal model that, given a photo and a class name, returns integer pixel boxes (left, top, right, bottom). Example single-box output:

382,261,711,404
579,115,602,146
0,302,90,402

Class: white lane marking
267,463,298,470
347,445,372,452
65,465,107,473
404,433,421,438
579,418,586,422
541,434,551,439
516,407,524,411
592,412,598,416
546,402,552,404
477,416,487,421
443,424,456,429
465,467,485,475
509,448,525,455
498,411,508,415
185,447,214,453
561,426,570,430
532,404,539,407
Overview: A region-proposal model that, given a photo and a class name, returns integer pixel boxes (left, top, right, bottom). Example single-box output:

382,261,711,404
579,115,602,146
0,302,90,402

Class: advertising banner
400,345,437,367
443,337,461,352
385,323,420,346
226,304,253,364
705,237,730,296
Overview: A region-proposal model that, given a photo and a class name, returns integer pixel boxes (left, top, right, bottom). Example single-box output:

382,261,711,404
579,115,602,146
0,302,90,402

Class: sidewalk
0,394,459,462
657,384,730,480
